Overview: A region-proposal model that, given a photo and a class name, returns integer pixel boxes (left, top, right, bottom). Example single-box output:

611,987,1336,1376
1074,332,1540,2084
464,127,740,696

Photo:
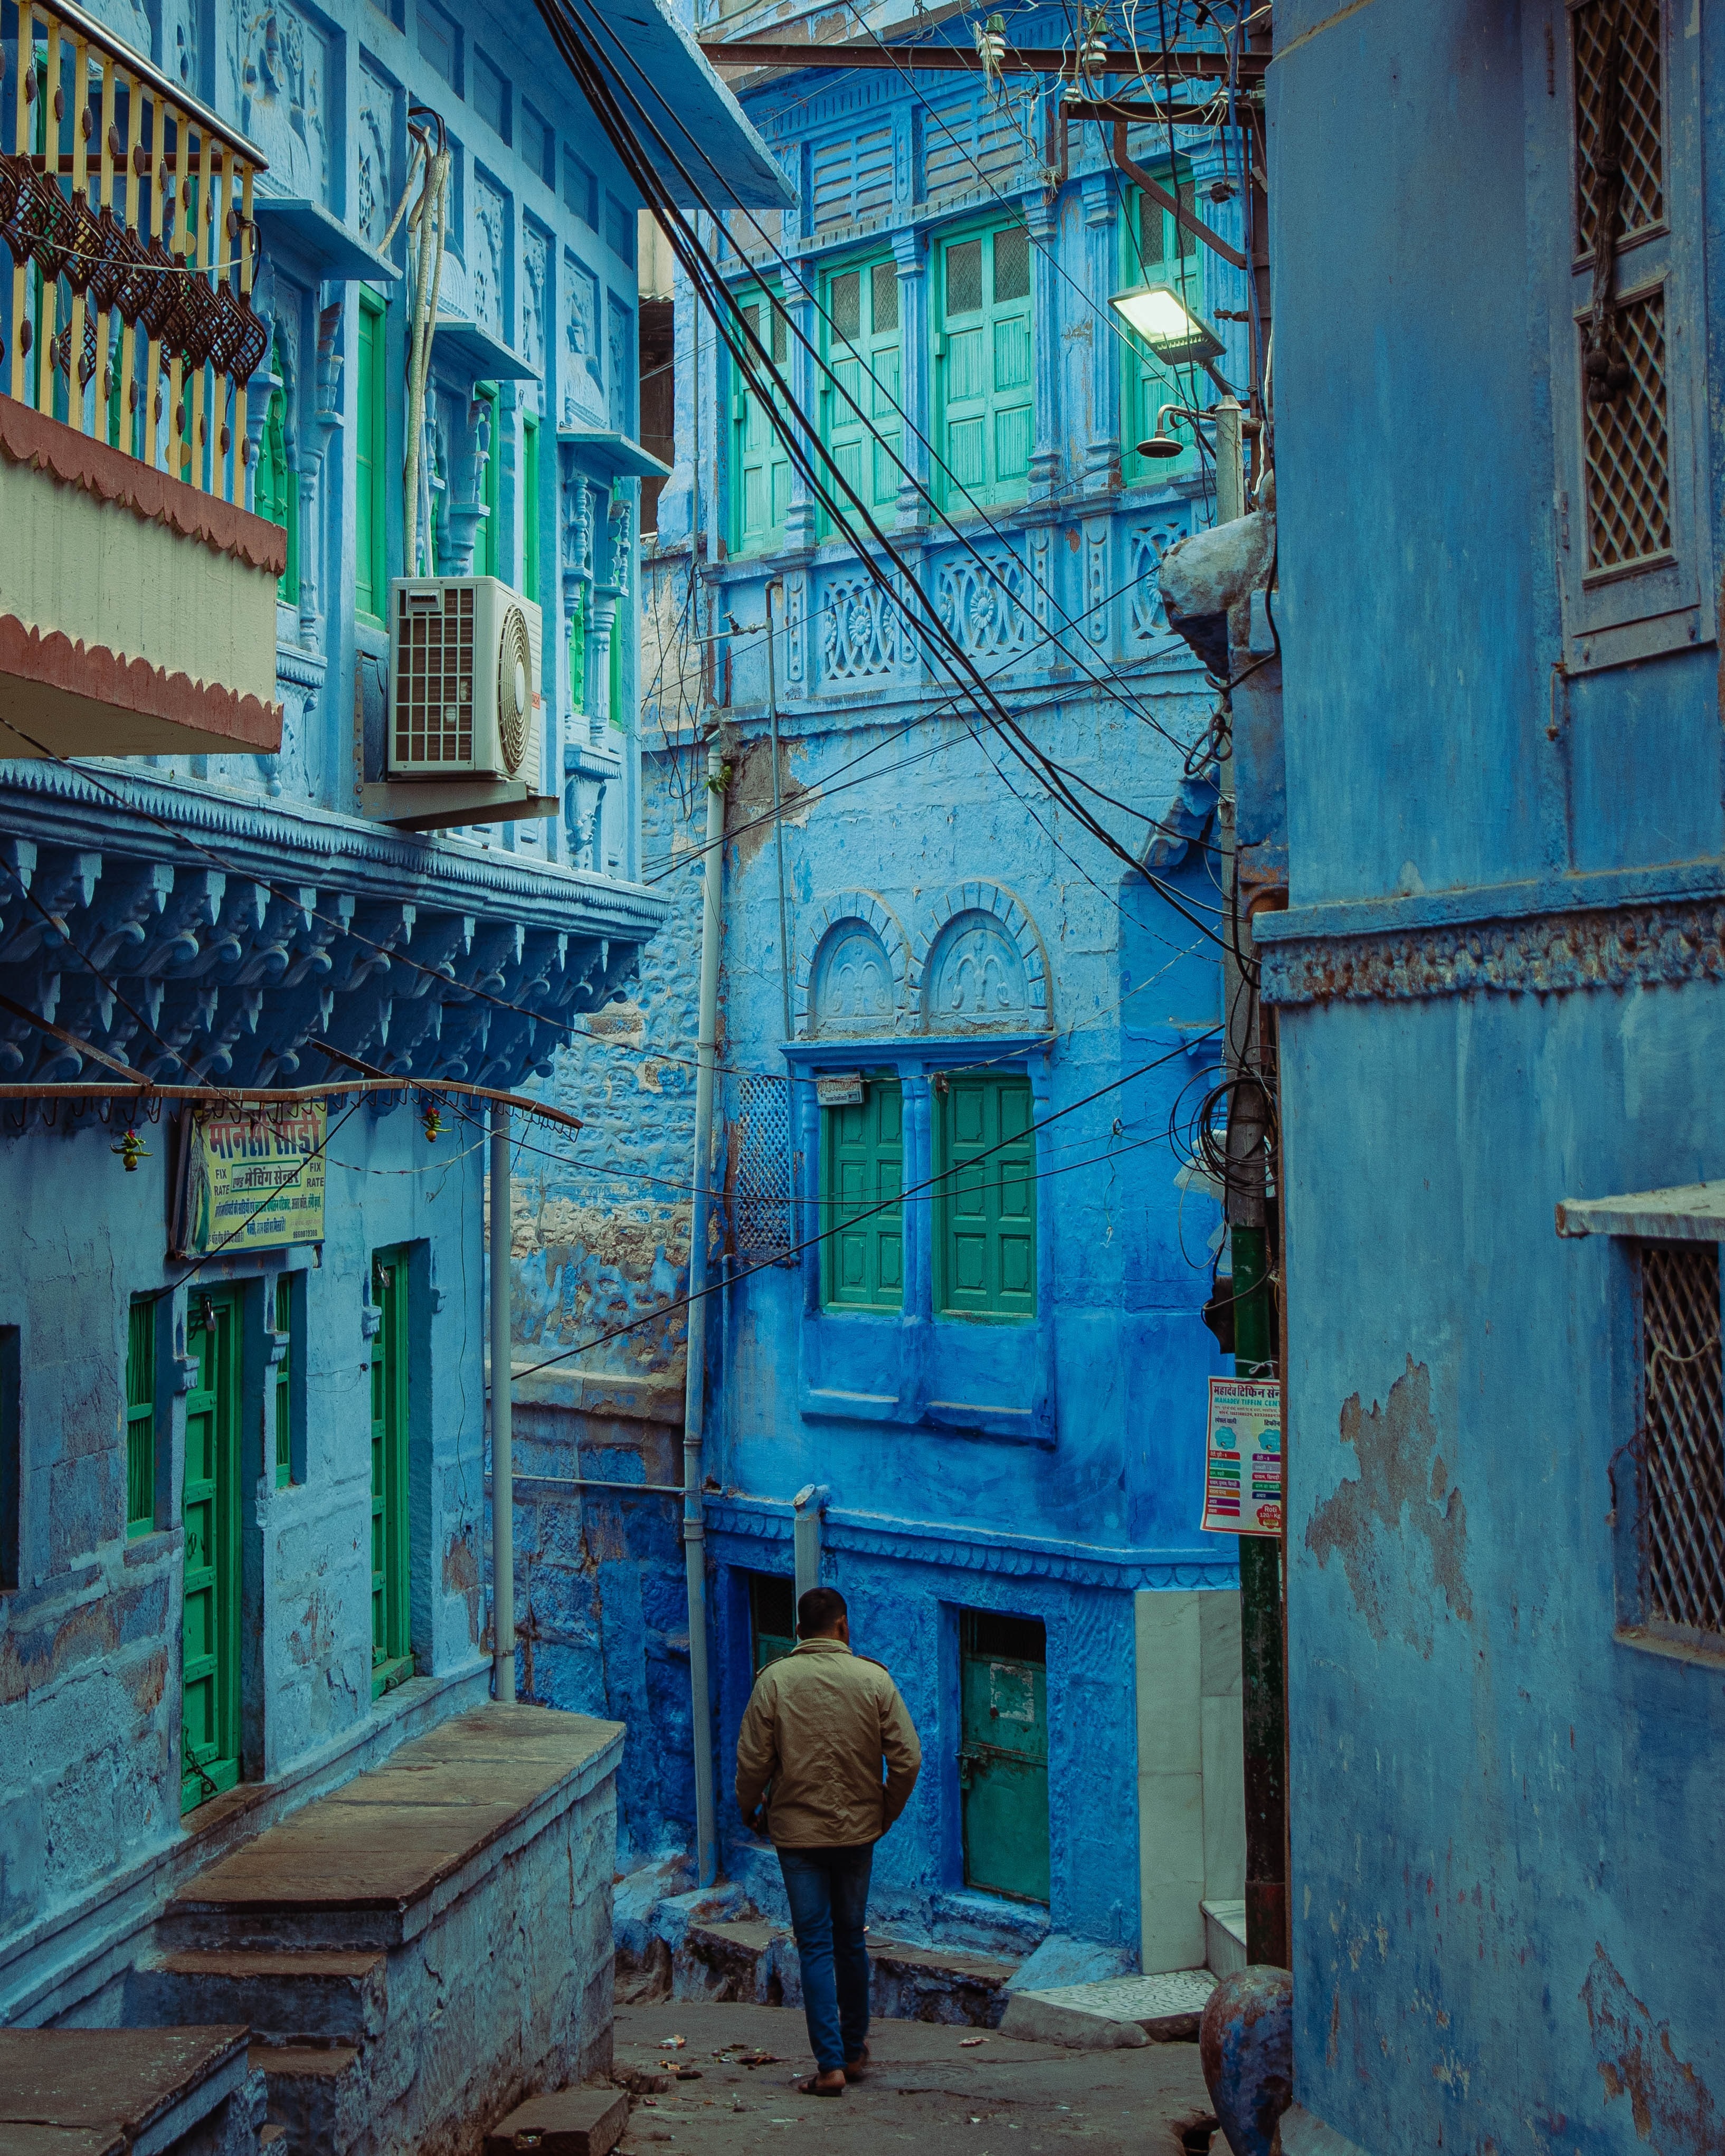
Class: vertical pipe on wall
764,580,793,1046
684,740,726,1886
490,1100,516,1705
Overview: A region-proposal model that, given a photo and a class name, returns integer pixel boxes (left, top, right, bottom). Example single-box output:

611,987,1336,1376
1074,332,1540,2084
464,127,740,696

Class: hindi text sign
177,1106,327,1257
1201,1375,1282,1536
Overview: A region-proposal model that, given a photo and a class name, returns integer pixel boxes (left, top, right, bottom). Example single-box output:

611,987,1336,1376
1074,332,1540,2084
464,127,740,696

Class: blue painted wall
0,0,735,2020
511,11,1248,1954
1260,2,1725,2147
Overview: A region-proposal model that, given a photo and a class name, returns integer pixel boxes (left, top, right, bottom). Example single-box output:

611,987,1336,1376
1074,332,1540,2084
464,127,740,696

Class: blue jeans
778,1843,874,2074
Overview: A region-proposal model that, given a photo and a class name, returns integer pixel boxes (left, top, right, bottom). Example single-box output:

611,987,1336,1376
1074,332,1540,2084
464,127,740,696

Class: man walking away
735,1585,921,2097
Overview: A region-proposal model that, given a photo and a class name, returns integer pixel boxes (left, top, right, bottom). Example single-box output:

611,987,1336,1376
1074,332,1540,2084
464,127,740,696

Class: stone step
1202,1899,1248,1980
485,2084,631,2155
129,1950,388,2046
999,1968,1218,2050
250,2043,364,2154
668,1920,1020,2029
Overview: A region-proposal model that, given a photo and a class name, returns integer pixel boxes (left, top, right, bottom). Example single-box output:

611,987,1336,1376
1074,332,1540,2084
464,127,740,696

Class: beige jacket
735,1638,922,1848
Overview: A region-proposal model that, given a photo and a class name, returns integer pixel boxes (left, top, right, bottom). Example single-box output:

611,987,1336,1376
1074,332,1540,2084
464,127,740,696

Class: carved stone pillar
783,263,818,553
1081,172,1122,493
1026,191,1060,502
893,228,930,529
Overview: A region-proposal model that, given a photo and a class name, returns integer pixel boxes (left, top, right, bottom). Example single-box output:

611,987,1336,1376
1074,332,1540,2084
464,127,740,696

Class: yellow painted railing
1,0,268,505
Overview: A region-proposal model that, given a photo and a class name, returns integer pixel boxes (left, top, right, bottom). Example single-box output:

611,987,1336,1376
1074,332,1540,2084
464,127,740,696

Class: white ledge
1555,1180,1725,1240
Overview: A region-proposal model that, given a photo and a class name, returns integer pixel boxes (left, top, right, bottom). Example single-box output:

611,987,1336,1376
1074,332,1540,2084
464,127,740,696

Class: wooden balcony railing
0,0,269,506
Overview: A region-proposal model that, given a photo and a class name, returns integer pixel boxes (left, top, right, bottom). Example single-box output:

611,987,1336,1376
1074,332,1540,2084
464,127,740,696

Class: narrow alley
0,0,1720,2151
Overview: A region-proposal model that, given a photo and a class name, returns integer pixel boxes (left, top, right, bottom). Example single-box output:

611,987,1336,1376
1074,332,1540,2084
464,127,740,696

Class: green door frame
182,1287,242,1813
370,1249,413,1699
958,1610,1050,1903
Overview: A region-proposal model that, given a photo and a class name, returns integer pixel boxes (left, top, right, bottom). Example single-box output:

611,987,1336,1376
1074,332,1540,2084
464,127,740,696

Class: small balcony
0,0,282,760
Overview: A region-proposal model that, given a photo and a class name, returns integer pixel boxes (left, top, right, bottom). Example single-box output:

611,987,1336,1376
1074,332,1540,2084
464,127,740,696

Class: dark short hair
797,1587,848,1638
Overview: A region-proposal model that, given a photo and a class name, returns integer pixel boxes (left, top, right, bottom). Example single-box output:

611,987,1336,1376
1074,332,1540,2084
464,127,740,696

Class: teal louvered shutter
820,256,903,539
821,1079,904,1311
935,222,1032,511
936,1074,1035,1321
732,289,794,556
1122,174,1205,483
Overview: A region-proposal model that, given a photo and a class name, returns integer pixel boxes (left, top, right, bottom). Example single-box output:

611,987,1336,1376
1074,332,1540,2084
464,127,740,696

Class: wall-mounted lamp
1136,401,1208,461
1108,282,1226,366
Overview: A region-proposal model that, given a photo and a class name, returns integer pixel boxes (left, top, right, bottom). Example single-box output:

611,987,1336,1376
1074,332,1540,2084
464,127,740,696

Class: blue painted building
0,0,783,2083
1246,2,1725,2148
510,9,1257,1973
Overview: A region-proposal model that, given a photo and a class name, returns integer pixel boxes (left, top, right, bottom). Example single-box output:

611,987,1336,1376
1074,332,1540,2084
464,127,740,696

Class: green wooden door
935,222,1032,511
749,1572,797,1676
477,383,501,581
370,1252,413,1700
936,1074,1036,1321
732,289,793,557
820,1078,904,1310
820,255,902,539
959,1611,1049,1903
355,289,388,619
182,1289,241,1813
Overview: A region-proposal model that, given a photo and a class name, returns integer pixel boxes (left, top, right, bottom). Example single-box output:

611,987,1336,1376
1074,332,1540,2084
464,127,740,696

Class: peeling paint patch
1582,1945,1724,2150
444,1529,481,1645
1305,1358,1472,1652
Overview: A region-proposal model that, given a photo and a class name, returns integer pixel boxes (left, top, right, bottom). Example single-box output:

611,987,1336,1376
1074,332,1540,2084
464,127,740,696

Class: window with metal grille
731,286,794,558
1544,0,1712,669
1637,1242,1725,1642
819,251,903,538
733,1075,795,1260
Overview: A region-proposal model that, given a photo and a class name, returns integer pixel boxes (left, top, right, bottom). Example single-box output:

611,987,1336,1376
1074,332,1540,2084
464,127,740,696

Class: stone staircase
121,1705,624,2156
128,1950,383,2147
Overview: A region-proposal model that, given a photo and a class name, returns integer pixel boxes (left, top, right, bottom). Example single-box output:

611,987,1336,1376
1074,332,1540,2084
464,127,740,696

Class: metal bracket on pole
792,1482,830,1607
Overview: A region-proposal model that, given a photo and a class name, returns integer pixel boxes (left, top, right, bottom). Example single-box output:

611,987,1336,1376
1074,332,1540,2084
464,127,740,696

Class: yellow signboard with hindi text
173,1105,327,1257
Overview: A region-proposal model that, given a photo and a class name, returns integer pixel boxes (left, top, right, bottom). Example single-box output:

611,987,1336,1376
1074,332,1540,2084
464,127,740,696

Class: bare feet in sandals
799,2069,847,2097
843,2047,870,2082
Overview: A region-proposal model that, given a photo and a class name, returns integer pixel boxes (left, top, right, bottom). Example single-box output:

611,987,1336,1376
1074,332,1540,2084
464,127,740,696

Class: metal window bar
1639,1240,1725,1640
731,1072,793,1259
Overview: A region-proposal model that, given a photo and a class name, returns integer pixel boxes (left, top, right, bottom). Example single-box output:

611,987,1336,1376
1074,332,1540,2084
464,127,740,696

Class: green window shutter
125,1296,155,1536
610,593,628,732
182,1291,241,1811
568,583,587,717
477,383,501,581
820,1078,904,1312
936,1074,1036,1321
522,413,541,606
369,1252,413,1700
935,221,1032,512
731,289,793,558
356,289,388,624
819,254,903,541
273,1273,293,1490
1122,175,1205,485
255,345,300,607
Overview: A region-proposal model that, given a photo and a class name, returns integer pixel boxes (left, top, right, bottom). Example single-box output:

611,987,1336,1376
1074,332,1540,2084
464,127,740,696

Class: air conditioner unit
386,576,543,783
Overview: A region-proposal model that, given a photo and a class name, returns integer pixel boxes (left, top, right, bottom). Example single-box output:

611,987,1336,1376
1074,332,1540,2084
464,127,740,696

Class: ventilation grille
733,1074,793,1259
925,92,1026,202
394,586,476,765
1581,286,1673,571
1574,0,1664,258
1640,1242,1725,1640
812,125,893,231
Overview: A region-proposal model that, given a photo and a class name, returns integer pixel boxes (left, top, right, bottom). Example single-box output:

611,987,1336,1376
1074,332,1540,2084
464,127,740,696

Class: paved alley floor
612,2001,1217,2156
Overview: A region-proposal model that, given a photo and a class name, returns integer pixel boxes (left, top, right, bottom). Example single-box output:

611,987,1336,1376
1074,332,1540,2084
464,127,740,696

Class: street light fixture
1136,402,1208,461
1108,282,1226,366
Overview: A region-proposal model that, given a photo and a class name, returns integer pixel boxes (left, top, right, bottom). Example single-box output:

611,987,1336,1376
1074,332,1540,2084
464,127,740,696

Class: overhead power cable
531,0,1232,956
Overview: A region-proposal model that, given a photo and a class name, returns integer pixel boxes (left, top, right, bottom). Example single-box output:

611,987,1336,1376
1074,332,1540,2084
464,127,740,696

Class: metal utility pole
1213,404,1288,1970
682,739,726,1887
490,1100,515,1705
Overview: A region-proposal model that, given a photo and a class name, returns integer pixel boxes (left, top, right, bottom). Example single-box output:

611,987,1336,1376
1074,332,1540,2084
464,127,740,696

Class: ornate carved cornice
705,1495,1238,1593
1259,891,1725,1008
0,764,667,1091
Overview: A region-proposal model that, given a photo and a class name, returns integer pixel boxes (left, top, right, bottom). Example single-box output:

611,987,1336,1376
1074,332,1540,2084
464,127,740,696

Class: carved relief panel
229,2,330,204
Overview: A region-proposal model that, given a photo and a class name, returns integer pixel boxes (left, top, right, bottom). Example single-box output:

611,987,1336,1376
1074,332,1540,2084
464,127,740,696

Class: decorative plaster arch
793,890,910,1038
910,882,1052,1031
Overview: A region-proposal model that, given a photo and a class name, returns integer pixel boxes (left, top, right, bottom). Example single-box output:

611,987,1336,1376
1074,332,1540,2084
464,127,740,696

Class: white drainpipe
490,1100,515,1705
683,741,725,1885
